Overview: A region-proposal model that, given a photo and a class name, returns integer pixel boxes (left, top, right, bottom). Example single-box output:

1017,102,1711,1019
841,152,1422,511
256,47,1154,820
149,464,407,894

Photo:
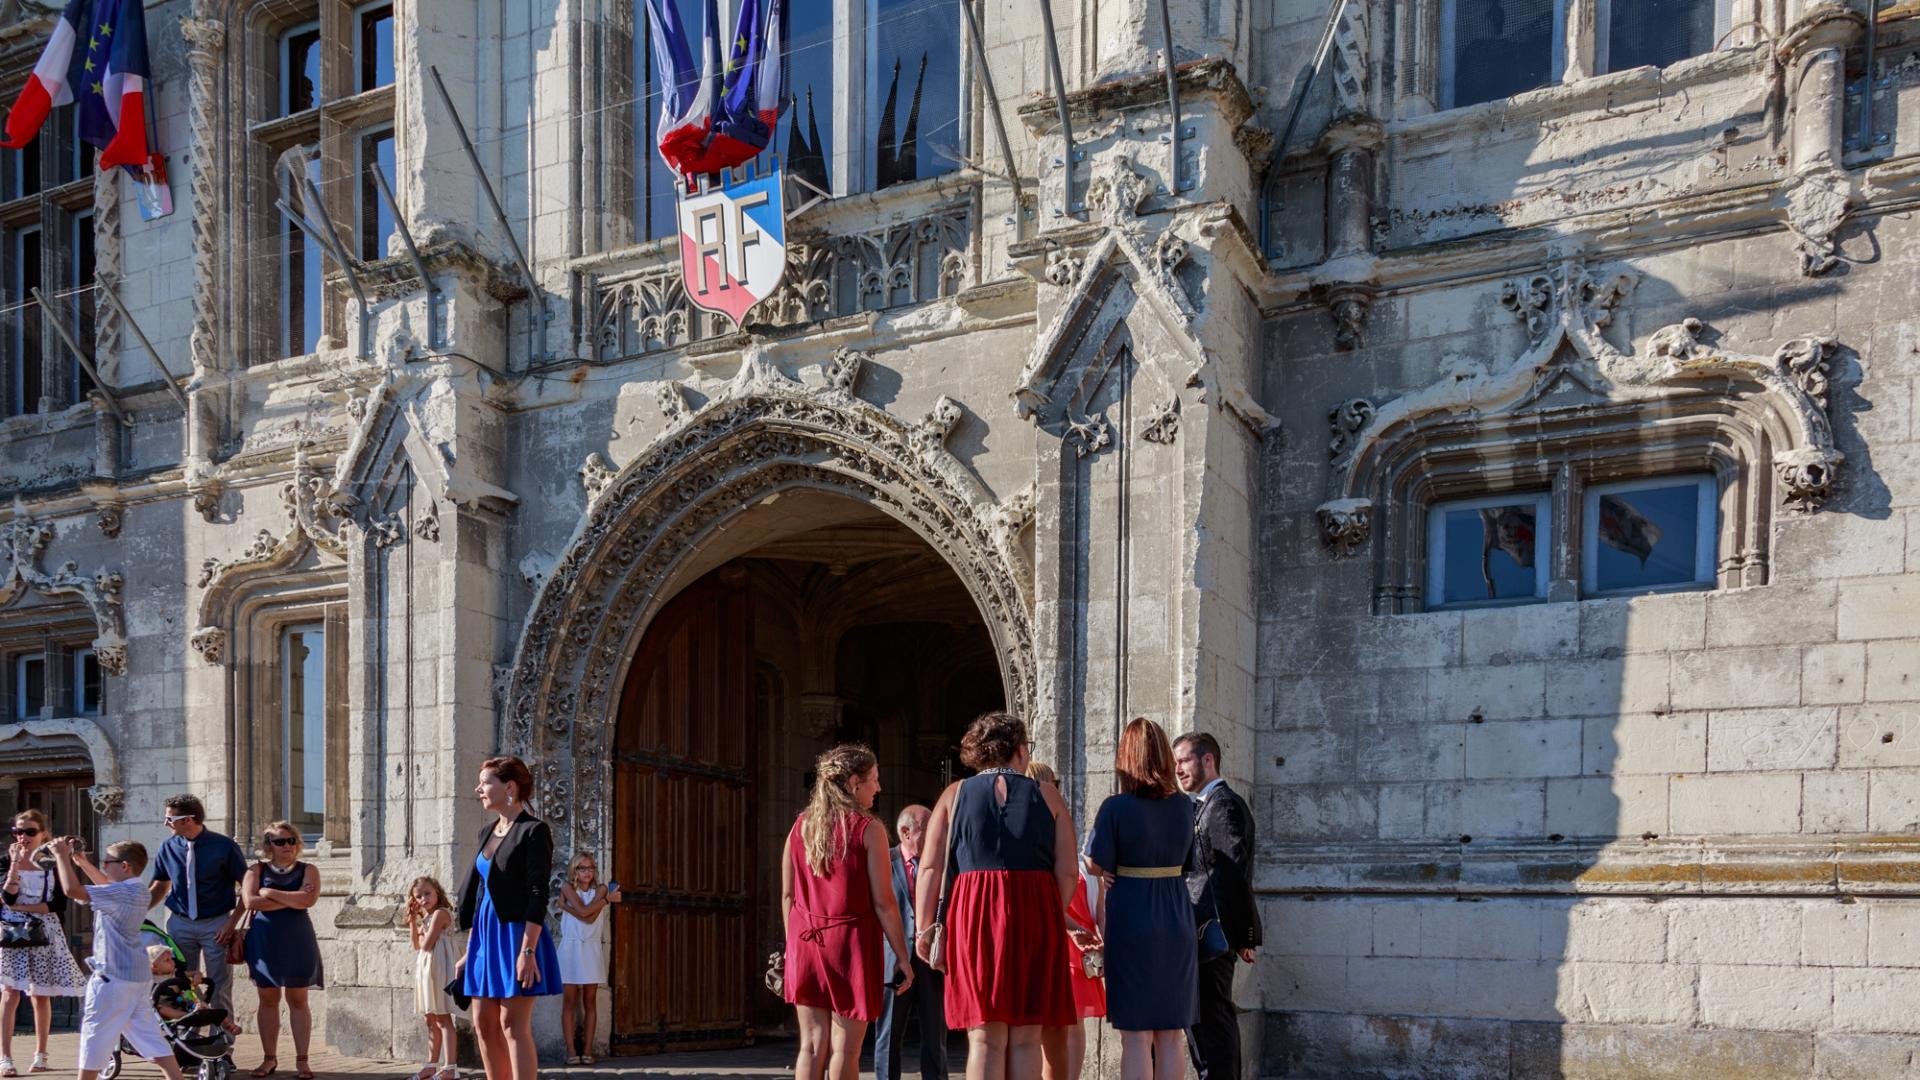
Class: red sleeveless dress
1066,873,1107,1018
942,770,1076,1029
783,812,884,1022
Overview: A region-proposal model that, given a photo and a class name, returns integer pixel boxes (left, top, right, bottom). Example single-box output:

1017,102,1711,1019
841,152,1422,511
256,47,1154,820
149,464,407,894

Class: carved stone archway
503,349,1037,858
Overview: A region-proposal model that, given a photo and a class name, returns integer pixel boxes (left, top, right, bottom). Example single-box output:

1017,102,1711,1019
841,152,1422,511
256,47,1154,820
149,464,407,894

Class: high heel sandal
26,1053,47,1074
296,1057,316,1080
251,1059,278,1078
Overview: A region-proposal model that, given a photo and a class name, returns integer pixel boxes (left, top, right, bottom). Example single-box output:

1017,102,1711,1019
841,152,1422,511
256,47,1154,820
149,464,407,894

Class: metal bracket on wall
31,286,128,425
369,162,448,352
90,274,191,414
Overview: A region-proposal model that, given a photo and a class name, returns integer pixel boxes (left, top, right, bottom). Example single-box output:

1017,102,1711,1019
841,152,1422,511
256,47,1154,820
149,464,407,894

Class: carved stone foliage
1329,0,1371,116
502,356,1036,865
412,501,441,542
1141,398,1180,445
181,10,225,375
656,381,690,423
1317,257,1850,561
192,452,353,664
579,454,617,505
87,784,125,821
822,348,866,396
1044,247,1083,287
0,515,127,673
95,506,122,539
593,206,971,361
910,396,964,460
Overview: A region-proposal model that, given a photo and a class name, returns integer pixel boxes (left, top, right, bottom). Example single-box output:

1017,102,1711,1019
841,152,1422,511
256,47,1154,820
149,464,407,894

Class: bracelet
520,946,536,955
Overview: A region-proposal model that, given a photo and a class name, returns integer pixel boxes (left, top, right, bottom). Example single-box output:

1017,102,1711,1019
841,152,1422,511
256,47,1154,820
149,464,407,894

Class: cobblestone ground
36,1032,884,1077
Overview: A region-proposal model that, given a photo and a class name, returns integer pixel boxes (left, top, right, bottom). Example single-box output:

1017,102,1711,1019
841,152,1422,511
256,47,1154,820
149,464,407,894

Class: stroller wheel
100,1053,122,1080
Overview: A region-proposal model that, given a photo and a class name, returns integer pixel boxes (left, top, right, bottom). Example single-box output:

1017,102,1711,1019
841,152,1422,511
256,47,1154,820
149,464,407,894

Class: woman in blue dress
458,756,562,1080
242,820,324,1079
1086,718,1197,1080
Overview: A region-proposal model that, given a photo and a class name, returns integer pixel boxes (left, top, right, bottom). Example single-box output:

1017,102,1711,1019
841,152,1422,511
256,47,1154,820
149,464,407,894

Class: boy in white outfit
46,837,186,1080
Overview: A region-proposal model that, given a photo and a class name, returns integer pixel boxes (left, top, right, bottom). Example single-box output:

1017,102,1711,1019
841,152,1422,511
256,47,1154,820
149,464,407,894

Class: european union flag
68,0,152,169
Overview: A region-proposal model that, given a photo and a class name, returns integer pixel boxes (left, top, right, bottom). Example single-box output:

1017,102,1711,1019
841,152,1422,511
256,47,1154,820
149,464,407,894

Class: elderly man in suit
875,804,947,1080
1174,733,1262,1080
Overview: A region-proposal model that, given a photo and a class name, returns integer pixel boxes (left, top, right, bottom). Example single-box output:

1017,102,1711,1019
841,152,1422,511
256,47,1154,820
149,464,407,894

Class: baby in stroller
97,929,237,1080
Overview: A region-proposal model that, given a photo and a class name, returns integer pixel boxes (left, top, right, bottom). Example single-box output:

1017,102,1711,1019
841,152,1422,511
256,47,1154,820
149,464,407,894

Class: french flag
0,0,89,151
78,0,155,169
644,0,788,179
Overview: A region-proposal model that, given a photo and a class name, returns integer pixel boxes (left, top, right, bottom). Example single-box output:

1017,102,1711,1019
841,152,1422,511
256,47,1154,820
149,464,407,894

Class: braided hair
800,743,877,878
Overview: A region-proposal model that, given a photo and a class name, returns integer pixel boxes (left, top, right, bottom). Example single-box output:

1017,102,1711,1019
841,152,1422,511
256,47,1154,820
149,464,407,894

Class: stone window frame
601,0,976,250
0,607,100,723
227,582,351,851
240,0,396,365
0,96,96,417
1395,0,1750,117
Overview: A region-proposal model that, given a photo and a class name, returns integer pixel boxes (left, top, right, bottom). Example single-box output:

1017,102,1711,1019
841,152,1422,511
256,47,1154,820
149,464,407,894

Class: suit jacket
458,810,553,931
1186,781,1262,951
880,846,917,975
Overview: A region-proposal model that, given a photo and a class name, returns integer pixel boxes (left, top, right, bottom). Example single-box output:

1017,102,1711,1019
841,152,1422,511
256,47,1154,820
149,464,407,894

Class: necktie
185,839,198,920
906,857,917,905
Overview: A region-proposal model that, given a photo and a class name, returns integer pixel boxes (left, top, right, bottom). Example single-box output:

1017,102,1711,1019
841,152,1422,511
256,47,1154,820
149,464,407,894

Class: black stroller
98,921,237,1080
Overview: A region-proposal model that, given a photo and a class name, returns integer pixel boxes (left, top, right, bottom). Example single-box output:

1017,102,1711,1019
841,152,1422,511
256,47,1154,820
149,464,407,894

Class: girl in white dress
1,811,86,1077
406,877,459,1080
556,853,620,1065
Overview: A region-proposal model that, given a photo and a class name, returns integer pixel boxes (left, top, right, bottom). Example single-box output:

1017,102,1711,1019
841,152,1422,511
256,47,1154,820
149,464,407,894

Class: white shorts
77,973,173,1072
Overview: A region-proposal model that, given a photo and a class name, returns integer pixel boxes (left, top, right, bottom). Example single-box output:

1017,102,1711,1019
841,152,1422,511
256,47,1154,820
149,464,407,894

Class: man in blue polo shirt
147,794,247,1032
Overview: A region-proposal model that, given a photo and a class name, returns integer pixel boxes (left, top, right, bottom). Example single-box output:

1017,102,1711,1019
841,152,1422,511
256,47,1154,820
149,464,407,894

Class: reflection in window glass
1584,477,1716,595
785,0,836,198
635,0,706,239
15,654,44,719
1442,0,1557,109
1604,0,1714,74
11,225,41,415
282,22,322,115
357,3,395,92
284,218,324,356
75,648,101,715
359,128,396,260
869,0,960,190
72,209,94,401
282,624,326,836
1427,495,1549,607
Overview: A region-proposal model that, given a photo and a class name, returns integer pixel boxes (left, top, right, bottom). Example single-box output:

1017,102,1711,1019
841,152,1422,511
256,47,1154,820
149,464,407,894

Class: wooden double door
609,575,757,1054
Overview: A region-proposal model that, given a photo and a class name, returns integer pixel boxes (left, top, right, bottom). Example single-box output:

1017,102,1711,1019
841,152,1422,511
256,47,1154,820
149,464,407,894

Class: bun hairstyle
959,711,1027,771
482,755,537,805
800,743,877,878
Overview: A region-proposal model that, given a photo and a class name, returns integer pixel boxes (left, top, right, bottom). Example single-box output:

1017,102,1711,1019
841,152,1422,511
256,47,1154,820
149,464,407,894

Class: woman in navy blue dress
242,820,323,1079
458,756,562,1080
1086,718,1197,1080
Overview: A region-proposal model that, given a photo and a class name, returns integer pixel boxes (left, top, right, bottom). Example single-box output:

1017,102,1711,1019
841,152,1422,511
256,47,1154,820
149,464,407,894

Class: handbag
226,897,255,966
444,973,471,1012
763,950,785,997
0,914,48,950
922,785,964,971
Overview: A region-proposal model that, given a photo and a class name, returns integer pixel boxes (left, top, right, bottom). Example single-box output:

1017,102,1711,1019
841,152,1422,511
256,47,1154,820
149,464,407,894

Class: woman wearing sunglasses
0,810,86,1076
240,822,323,1080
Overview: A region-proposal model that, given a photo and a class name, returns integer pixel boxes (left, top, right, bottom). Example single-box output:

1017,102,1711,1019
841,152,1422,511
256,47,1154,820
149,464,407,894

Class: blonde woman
782,744,914,1080
1,810,85,1076
240,822,323,1079
556,852,621,1064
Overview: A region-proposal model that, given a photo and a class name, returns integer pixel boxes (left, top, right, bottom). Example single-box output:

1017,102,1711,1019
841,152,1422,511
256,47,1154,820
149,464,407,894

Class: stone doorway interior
609,490,1004,1057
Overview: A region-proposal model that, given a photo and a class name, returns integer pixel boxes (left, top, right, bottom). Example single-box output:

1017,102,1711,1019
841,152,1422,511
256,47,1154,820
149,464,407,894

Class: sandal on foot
27,1053,47,1074
252,1060,278,1078
414,1065,437,1079
1,1055,17,1078
296,1057,316,1080
436,1069,458,1080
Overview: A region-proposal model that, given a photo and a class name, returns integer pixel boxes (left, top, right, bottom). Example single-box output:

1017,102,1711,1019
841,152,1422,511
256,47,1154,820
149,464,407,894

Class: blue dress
244,861,324,988
1087,792,1197,1031
462,852,562,998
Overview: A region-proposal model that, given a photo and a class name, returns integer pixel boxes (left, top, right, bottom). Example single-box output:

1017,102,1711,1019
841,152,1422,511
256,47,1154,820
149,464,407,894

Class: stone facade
0,0,1914,1075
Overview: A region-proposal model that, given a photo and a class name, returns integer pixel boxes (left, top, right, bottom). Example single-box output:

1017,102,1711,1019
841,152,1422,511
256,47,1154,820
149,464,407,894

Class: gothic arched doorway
607,490,1003,1053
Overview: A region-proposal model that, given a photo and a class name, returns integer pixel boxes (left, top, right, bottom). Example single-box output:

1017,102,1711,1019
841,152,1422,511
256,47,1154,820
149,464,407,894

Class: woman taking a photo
241,821,324,1079
781,743,913,1080
0,810,85,1076
1086,718,1197,1080
458,756,562,1080
916,713,1076,1080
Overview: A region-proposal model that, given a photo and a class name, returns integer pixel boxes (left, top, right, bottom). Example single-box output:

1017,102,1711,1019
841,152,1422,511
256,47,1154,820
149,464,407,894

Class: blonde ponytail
801,743,877,878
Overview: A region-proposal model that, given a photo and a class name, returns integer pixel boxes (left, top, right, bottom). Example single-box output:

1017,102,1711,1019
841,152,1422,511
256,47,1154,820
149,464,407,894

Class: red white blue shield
677,162,787,324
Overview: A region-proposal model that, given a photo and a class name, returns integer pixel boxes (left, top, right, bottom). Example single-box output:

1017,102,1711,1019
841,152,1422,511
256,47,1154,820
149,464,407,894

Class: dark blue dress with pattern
1086,792,1197,1031
244,861,324,989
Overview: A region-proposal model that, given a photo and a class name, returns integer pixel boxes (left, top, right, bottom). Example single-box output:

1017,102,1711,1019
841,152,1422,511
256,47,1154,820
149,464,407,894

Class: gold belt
1114,865,1183,878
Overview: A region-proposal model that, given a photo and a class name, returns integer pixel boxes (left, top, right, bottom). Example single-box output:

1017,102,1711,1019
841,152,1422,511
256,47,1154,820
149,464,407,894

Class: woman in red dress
782,744,913,1080
1026,762,1106,1080
916,713,1077,1080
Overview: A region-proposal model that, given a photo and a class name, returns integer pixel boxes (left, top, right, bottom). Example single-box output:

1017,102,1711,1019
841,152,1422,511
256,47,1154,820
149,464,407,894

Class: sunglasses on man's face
164,814,195,824
268,836,300,848
10,827,39,836
101,858,126,867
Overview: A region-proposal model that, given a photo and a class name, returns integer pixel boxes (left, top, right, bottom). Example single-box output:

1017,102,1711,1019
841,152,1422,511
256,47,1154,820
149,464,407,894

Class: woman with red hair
1085,718,1197,1080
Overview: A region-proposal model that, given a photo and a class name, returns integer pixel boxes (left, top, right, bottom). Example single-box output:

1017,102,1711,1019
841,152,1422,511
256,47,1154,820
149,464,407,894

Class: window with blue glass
1425,493,1552,608
1581,476,1718,596
281,21,322,114
358,127,396,260
1438,0,1729,110
2,115,89,415
355,2,395,93
867,0,961,191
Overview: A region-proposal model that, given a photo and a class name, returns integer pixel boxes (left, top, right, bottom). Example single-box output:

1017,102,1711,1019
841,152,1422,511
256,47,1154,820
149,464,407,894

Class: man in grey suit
875,804,947,1079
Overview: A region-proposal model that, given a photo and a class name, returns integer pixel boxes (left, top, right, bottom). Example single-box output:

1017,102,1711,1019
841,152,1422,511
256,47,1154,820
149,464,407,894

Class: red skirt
1066,876,1107,1019
943,869,1076,1029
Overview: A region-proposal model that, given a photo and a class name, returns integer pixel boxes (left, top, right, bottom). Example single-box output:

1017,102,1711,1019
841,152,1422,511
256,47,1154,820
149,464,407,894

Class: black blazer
1185,781,1263,951
457,811,553,931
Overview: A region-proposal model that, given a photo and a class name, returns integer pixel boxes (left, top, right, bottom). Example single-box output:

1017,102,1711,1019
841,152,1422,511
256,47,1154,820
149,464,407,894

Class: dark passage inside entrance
609,492,1004,1054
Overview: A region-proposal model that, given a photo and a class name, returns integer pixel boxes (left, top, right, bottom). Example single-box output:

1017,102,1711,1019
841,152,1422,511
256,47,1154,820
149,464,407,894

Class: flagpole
32,286,129,426
1155,0,1183,193
1036,0,1077,217
958,0,1023,227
